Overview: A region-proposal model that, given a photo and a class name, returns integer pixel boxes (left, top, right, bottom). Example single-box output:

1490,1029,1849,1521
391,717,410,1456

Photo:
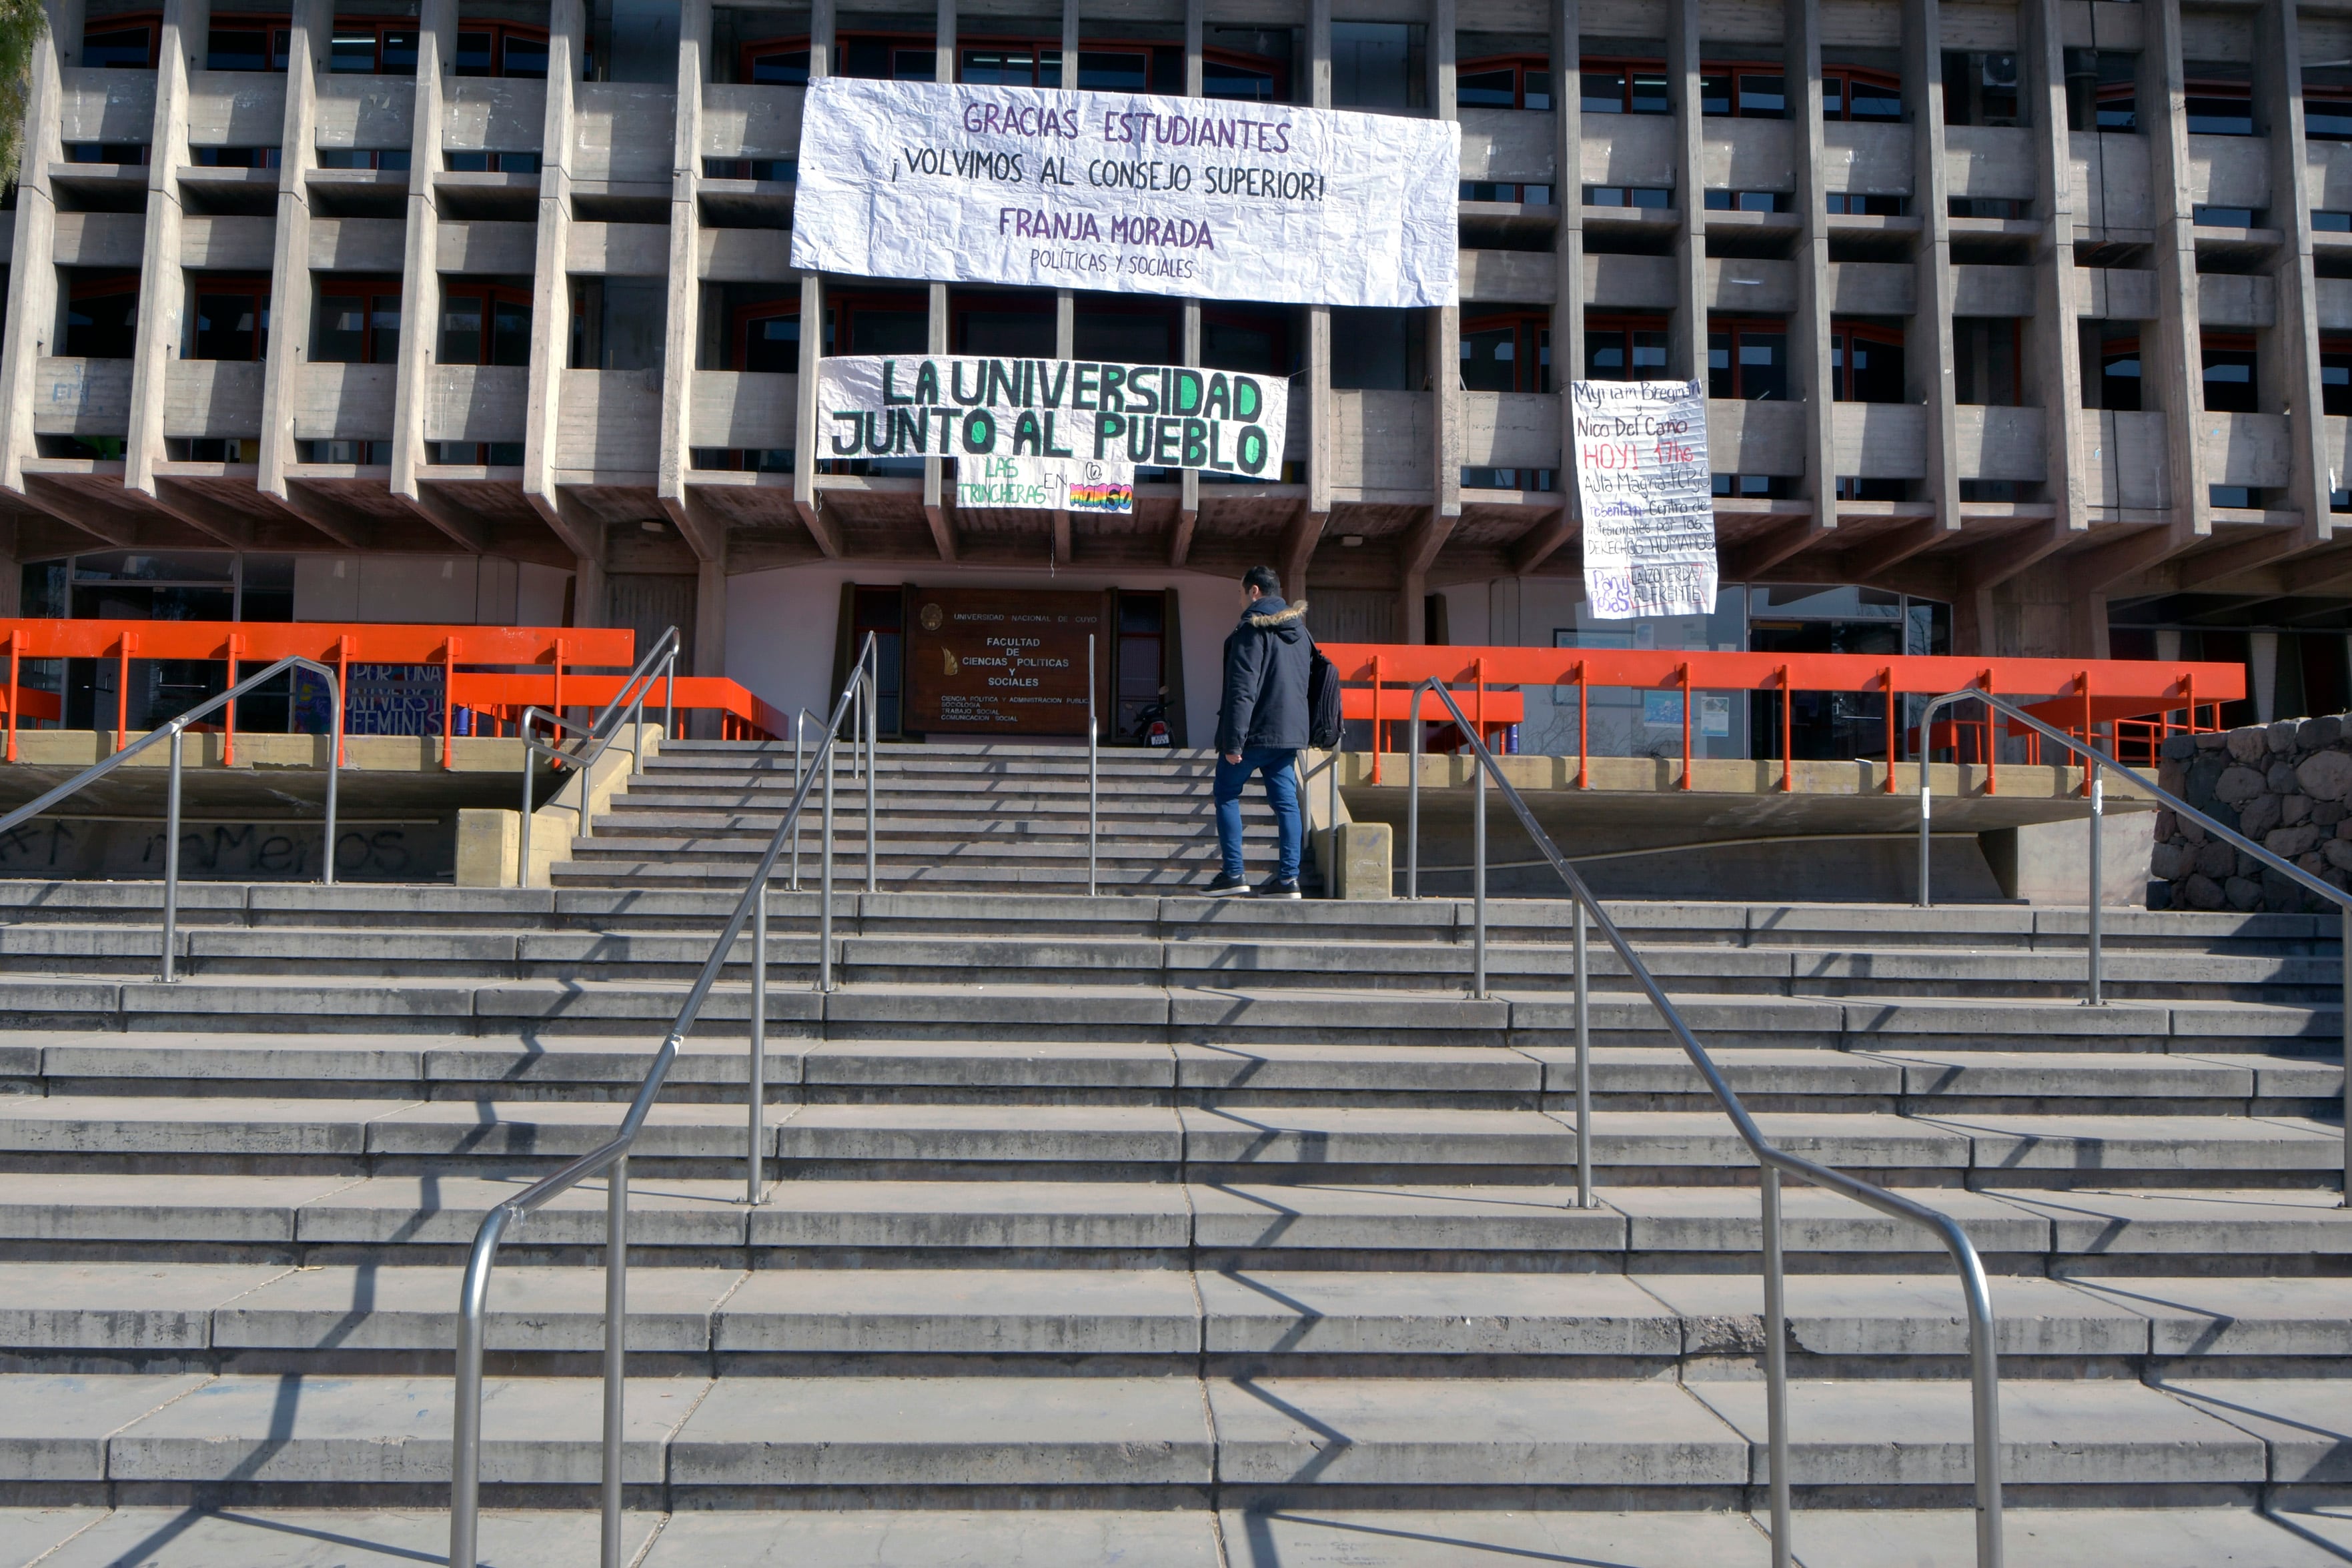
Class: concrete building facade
5,0,2352,733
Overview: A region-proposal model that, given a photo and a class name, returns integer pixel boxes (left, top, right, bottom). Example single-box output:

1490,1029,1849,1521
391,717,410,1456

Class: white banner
1572,379,1717,620
958,455,1135,512
791,76,1460,308
816,353,1287,477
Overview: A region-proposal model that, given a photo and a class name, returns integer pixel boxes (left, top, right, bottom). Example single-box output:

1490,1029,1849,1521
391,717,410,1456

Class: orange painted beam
0,620,637,667
454,674,786,740
1319,644,2245,708
1341,689,1525,722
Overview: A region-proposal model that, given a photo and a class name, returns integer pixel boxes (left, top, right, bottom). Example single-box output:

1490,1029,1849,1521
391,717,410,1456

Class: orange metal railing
0,620,785,765
1319,646,2248,794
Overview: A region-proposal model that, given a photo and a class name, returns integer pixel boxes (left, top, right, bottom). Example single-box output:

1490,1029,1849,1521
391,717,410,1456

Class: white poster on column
1571,379,1717,620
790,75,1460,307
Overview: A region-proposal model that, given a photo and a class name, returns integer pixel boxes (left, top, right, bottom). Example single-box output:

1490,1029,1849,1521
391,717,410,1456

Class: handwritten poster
817,353,1285,476
1572,379,1717,620
957,455,1136,512
792,76,1459,307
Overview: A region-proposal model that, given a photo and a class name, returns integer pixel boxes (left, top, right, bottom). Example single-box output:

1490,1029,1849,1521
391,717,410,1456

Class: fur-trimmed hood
1243,598,1308,630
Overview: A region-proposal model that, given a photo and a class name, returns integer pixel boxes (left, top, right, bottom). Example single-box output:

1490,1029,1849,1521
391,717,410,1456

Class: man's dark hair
1242,564,1281,598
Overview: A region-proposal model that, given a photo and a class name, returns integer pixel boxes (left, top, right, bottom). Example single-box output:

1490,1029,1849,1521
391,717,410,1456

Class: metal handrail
1399,676,2004,1568
1917,686,2351,1205
514,630,681,886
1087,634,1098,896
449,635,881,1568
0,656,344,981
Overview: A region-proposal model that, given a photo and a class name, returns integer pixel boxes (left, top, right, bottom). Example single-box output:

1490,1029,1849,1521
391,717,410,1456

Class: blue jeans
1214,746,1302,881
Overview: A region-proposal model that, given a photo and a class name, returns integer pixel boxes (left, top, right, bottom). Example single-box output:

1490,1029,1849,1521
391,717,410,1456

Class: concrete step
7,1172,2350,1272
11,1263,2352,1366
0,1369,2317,1500
25,1502,2342,1567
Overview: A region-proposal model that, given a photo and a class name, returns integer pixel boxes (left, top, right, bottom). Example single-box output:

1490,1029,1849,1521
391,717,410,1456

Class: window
1586,185,1670,209
1461,312,1552,394
568,279,666,371
1714,474,1798,499
1706,190,1792,212
2193,205,2261,228
1823,67,1902,121
313,282,400,363
954,295,1055,357
299,440,390,464
206,16,291,71
2183,65,2253,135
1950,197,2026,219
1585,315,1668,381
2091,331,2141,411
1827,193,1904,216
1462,182,1554,203
1202,307,1291,376
2202,333,2258,414
1952,318,2021,406
1580,58,1670,115
704,157,794,181
2323,338,2352,417
83,16,159,68
842,36,939,80
1458,55,1554,111
1075,301,1176,364
2310,85,2352,142
1333,23,1423,110
330,21,418,75
1709,320,1787,401
961,44,1057,86
316,148,410,170
742,42,810,84
454,23,548,77
65,143,149,164
731,300,800,373
64,277,140,358
833,290,927,356
1700,63,1785,119
191,145,280,167
1830,323,1904,403
444,150,540,173
740,33,1275,97
440,284,531,367
189,279,270,361
1942,51,2019,127
1115,592,1167,740
2065,49,2137,132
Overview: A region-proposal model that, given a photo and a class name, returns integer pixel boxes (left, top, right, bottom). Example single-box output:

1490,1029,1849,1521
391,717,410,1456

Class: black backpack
1307,646,1342,750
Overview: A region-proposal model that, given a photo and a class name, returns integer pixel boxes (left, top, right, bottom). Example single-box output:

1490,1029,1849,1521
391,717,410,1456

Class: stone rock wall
2152,714,2352,912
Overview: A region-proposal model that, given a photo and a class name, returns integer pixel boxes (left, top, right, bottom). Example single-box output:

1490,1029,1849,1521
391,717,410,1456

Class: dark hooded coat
1215,596,1313,754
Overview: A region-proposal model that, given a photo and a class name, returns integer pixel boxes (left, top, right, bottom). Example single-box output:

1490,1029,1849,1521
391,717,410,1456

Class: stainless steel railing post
2086,758,2104,1006
1574,898,1591,1209
1406,704,1421,898
1762,1164,1792,1568
1087,635,1098,896
748,881,766,1203
2341,902,2350,1208
818,725,836,994
1472,744,1488,1000
600,1154,627,1568
160,727,183,984
1326,742,1339,898
448,1205,506,1568
322,693,342,888
662,654,675,741
1917,758,1932,909
864,662,877,895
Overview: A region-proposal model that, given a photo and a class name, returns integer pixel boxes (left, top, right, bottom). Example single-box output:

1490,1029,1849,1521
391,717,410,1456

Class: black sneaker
1252,876,1303,900
1201,872,1251,896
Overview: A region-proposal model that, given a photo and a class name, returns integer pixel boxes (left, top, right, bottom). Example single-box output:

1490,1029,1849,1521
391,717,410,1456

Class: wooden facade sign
904,588,1103,735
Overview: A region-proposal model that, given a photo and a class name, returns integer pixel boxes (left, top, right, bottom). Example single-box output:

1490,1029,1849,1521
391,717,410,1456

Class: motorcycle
1129,692,1173,748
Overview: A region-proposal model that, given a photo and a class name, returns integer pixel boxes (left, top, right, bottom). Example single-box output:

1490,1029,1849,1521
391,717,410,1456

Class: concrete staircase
559,739,1311,890
1,740,2349,1564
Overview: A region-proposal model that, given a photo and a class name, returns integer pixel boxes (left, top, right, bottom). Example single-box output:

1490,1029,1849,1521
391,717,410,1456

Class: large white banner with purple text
790,76,1460,307
1572,379,1718,620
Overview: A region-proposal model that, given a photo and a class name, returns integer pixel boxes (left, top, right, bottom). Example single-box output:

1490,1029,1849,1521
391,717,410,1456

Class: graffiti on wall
0,818,456,880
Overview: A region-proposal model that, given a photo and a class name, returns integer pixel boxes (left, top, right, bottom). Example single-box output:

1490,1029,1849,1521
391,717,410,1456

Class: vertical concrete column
2257,0,2332,543
921,0,957,558
1538,0,1583,577
1900,0,1962,541
657,0,711,524
2140,0,2209,542
695,546,726,737
522,0,584,529
124,0,210,497
791,0,834,547
1403,0,1461,644
1179,0,1203,555
386,0,454,504
2022,0,2089,545
258,0,328,500
0,0,82,496
574,548,606,628
1291,0,1334,601
1663,0,1704,380
1785,0,1837,544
